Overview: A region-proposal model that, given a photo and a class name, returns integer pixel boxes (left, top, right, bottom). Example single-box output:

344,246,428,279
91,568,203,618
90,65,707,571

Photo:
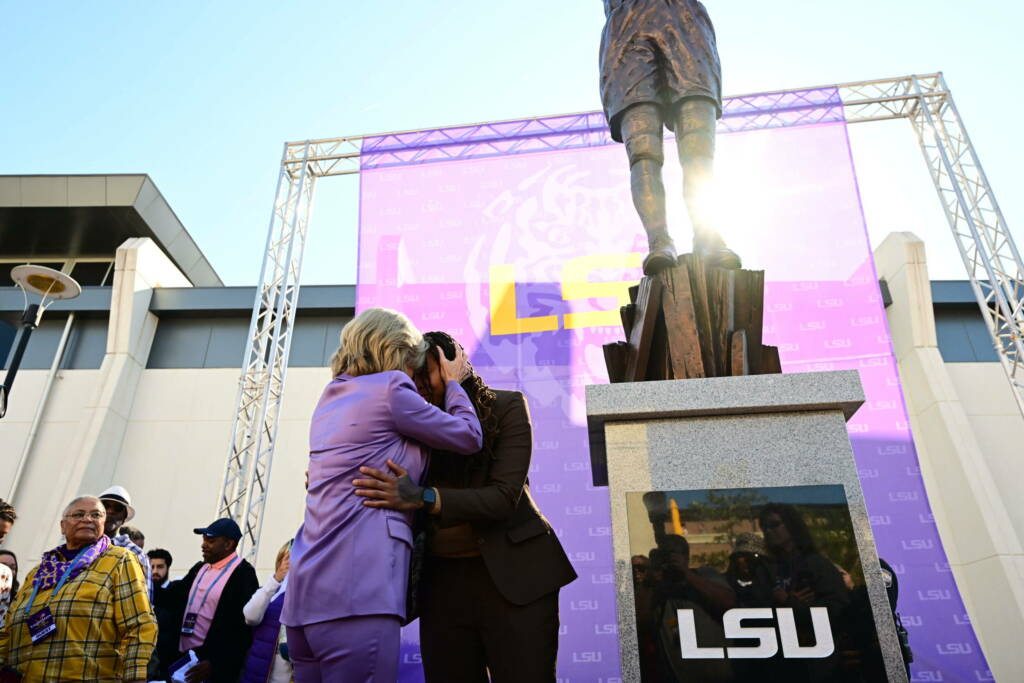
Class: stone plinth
585,370,907,682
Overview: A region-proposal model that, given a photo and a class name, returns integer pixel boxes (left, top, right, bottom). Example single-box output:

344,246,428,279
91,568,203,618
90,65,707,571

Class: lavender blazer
281,370,482,627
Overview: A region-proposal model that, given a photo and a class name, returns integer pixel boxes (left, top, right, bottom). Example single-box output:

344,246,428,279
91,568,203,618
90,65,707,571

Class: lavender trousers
286,615,401,683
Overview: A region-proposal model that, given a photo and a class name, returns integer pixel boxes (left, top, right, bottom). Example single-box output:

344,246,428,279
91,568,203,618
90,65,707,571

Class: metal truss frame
223,72,1024,559
906,76,1024,417
219,142,316,558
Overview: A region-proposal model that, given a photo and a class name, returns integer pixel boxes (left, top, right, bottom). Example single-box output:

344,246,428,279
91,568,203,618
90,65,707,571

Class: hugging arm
357,393,532,519
389,373,482,455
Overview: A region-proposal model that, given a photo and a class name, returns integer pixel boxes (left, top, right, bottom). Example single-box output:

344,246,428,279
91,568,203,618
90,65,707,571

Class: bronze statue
600,0,740,274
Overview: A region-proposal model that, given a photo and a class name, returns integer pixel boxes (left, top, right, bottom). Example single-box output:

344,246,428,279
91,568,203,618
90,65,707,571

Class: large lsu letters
489,253,642,335
678,607,835,660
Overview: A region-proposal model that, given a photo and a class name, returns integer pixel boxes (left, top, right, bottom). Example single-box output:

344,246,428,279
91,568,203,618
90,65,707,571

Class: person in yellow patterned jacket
0,495,155,683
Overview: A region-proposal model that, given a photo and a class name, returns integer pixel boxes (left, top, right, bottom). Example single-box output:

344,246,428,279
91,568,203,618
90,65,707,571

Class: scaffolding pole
906,74,1024,416
219,142,316,560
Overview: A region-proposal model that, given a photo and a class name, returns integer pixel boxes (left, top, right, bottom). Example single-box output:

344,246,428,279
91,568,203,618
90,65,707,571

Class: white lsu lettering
677,607,834,660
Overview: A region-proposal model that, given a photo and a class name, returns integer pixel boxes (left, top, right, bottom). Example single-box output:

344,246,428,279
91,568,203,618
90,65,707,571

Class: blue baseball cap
193,518,242,541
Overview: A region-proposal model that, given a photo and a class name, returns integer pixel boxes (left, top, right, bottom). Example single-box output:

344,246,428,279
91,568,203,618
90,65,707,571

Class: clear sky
2,1,1021,284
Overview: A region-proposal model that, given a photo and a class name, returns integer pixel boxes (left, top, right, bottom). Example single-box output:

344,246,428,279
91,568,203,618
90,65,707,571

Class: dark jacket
150,580,183,680
154,557,260,683
430,389,577,605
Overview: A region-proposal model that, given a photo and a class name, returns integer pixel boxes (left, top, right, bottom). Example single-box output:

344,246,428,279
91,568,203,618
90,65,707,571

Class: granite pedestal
585,370,907,682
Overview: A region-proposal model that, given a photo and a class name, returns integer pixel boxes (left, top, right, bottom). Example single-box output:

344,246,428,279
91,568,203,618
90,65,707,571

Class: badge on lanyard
23,545,93,645
181,612,198,635
180,556,239,637
26,607,56,644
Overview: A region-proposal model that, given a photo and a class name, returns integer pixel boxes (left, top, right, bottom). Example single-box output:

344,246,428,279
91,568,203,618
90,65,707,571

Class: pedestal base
586,370,908,682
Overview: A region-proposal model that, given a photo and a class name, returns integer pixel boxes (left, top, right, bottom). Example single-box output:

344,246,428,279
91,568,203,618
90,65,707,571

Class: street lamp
0,265,81,419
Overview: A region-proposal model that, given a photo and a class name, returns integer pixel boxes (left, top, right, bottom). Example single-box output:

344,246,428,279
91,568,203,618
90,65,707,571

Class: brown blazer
430,389,577,605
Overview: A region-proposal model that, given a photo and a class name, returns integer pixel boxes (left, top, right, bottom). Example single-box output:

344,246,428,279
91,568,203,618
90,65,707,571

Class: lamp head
10,265,81,301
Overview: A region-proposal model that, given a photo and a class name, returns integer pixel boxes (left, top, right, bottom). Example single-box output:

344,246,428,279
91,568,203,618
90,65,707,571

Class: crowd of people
0,489,298,683
0,307,577,682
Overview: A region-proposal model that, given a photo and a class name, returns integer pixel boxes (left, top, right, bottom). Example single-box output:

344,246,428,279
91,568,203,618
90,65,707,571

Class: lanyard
185,556,239,615
24,545,92,616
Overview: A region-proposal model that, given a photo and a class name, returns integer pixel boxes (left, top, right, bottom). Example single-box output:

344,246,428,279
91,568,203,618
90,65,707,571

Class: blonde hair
276,540,291,569
329,308,427,377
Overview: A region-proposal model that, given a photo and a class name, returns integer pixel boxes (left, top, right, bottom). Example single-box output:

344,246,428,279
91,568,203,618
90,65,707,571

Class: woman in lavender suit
281,308,482,683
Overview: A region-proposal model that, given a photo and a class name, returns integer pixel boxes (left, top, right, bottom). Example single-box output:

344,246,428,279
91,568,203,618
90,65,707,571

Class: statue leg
674,98,741,269
620,103,677,275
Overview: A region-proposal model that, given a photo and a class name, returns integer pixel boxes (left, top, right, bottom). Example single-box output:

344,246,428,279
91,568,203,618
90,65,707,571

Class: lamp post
0,265,81,419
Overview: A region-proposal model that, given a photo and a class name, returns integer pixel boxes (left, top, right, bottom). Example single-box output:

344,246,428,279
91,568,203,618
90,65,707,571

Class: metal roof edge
149,284,356,314
931,280,978,305
0,286,112,314
3,282,972,314
0,284,355,315
131,176,224,287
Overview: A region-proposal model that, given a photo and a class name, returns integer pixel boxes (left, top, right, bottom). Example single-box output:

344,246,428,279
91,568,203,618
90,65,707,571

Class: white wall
114,367,330,579
1,369,103,566
945,362,1024,540
874,231,1024,681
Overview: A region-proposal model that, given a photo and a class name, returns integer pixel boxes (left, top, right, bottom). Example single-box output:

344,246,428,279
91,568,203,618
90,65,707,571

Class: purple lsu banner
356,88,989,681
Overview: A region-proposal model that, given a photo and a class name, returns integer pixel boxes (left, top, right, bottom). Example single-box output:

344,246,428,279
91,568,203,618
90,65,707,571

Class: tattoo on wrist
396,476,423,506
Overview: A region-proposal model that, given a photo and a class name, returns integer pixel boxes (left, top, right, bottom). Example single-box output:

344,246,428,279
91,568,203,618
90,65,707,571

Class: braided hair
0,499,16,525
416,331,499,464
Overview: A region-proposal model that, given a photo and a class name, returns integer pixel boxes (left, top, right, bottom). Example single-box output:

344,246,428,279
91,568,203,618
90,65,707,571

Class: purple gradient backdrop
356,90,990,682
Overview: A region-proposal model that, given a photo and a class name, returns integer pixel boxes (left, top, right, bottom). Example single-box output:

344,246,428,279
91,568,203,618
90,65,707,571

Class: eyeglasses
65,511,106,521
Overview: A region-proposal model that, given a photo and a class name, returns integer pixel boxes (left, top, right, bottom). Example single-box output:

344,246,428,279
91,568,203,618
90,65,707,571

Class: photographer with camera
640,493,736,682
649,535,735,681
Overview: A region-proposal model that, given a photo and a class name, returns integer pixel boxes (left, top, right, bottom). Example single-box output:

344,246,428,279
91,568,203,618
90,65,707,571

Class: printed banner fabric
357,88,989,682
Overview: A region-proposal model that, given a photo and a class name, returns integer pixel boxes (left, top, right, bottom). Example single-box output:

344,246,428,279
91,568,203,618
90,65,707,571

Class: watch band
421,487,437,507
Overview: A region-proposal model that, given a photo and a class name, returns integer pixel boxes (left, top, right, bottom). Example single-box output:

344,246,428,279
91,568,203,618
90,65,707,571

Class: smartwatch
421,487,437,509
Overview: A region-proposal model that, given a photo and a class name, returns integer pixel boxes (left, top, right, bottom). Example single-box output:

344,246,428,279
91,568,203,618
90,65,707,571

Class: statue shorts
599,0,723,141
